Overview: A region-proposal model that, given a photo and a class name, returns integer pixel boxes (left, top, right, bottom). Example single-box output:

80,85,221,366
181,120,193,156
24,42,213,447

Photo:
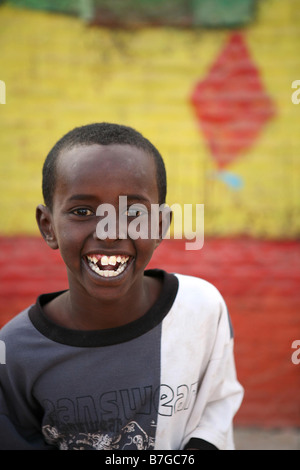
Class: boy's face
37,144,164,302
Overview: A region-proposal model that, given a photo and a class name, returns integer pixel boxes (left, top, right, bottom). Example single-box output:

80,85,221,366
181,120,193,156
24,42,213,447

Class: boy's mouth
86,254,131,278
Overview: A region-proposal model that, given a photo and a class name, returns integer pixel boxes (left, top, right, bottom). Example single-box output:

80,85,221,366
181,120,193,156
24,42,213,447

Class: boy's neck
43,275,162,331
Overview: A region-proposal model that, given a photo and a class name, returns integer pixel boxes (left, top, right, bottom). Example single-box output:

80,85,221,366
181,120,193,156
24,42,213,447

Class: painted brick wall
0,1,299,237
0,2,299,428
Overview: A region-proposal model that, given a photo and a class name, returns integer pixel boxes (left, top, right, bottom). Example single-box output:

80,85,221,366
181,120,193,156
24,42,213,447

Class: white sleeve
155,274,244,450
181,297,244,450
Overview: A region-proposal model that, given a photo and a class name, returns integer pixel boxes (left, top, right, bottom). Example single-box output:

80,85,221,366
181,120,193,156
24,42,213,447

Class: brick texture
0,1,299,428
0,236,299,427
0,2,299,237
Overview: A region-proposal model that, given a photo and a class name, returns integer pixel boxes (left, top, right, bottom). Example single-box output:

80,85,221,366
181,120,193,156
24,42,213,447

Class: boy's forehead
55,143,158,196
57,143,154,173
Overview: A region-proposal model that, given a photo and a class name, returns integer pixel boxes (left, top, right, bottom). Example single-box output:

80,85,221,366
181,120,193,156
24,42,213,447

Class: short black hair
42,122,167,210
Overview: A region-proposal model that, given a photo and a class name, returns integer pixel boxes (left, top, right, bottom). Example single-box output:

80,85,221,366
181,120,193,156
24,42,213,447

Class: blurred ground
234,427,300,450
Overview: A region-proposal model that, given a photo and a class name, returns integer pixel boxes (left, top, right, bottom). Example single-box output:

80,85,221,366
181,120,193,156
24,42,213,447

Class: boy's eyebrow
67,194,99,202
125,194,151,203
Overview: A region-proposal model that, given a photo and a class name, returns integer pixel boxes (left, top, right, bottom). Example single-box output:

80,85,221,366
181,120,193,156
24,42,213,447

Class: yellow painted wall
0,1,299,237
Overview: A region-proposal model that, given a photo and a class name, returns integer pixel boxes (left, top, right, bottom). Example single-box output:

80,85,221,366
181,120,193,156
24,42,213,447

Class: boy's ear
36,204,58,250
155,205,172,249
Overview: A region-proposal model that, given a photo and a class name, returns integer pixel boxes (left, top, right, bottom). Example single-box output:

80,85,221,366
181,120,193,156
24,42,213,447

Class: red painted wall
1,236,299,427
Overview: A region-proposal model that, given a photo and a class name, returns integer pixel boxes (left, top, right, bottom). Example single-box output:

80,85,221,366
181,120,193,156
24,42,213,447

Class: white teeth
86,255,129,266
101,255,109,266
98,255,129,267
86,255,130,278
108,255,116,266
88,260,128,278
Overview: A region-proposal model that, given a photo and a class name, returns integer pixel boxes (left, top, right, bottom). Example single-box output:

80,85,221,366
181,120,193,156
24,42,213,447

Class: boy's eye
71,208,94,217
126,209,142,217
125,206,147,218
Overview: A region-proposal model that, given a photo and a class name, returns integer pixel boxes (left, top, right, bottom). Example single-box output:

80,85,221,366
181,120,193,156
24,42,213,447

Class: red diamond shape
191,33,276,169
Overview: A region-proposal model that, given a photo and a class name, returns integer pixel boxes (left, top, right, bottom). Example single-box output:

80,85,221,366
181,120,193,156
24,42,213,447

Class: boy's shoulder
172,272,233,340
174,272,224,303
0,305,34,342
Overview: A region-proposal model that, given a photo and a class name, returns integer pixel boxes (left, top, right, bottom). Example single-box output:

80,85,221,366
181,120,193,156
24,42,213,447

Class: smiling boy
0,123,243,450
37,141,164,330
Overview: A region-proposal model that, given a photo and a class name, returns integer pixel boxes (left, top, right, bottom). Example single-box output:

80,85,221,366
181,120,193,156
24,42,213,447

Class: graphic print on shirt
40,381,199,450
43,420,156,450
41,386,157,450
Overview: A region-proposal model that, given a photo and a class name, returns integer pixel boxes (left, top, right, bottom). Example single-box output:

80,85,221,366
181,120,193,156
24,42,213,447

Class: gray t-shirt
0,269,243,450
